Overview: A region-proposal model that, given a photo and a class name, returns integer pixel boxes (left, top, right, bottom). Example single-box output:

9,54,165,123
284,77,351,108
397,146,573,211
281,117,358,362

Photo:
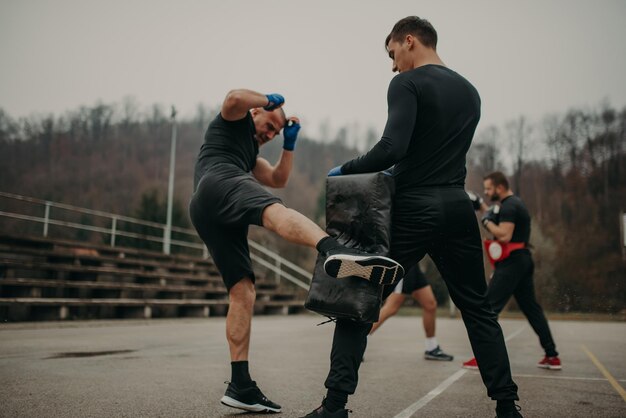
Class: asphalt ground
0,314,624,417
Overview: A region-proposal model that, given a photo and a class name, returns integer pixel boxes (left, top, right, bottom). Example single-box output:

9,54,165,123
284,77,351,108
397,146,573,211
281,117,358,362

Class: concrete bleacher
0,234,307,321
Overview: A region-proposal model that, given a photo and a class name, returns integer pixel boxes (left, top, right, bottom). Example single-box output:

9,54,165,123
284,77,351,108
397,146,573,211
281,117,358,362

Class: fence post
619,211,626,261
43,202,51,237
110,216,117,247
163,106,177,256
275,258,282,284
163,226,170,254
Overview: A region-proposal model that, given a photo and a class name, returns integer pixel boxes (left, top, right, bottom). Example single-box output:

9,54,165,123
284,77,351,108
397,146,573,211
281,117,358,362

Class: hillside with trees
0,100,624,313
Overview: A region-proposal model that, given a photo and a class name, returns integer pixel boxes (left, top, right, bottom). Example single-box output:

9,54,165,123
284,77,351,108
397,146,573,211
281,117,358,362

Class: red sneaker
462,357,479,370
537,356,562,370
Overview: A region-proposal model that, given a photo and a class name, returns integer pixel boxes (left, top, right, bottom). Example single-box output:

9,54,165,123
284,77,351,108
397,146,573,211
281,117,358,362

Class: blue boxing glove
264,93,284,111
328,166,343,176
282,120,301,151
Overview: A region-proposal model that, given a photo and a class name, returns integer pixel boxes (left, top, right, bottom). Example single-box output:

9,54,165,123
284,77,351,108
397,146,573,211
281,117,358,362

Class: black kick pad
305,172,395,323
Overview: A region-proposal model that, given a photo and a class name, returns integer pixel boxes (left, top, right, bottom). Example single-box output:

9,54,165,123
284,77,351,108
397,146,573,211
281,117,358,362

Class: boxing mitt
466,190,483,211
481,205,500,228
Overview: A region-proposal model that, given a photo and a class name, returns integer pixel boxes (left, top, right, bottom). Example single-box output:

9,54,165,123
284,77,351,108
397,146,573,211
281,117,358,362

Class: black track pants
489,251,558,357
323,187,519,401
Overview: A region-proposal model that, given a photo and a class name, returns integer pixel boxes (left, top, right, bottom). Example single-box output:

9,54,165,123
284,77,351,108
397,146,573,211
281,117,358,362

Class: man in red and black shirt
463,171,561,371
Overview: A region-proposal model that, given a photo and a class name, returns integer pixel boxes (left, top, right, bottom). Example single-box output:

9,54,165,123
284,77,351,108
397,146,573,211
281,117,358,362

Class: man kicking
188,89,404,414
369,264,453,361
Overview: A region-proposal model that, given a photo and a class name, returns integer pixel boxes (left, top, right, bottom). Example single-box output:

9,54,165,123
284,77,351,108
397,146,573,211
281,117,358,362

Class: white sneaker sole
537,364,562,370
324,254,404,285
220,395,281,413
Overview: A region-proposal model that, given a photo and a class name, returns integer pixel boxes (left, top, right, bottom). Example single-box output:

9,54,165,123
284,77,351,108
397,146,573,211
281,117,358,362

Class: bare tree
88,103,114,141
364,126,379,150
0,109,19,143
194,103,216,131
469,125,500,176
506,116,532,196
334,126,348,147
120,96,140,134
318,118,331,142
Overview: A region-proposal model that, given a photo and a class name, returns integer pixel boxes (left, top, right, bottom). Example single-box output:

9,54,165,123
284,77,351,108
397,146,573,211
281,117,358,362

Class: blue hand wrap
264,94,284,111
282,121,301,151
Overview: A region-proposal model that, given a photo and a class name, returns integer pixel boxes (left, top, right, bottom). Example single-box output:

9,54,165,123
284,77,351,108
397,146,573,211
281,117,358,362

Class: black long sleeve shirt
341,64,481,192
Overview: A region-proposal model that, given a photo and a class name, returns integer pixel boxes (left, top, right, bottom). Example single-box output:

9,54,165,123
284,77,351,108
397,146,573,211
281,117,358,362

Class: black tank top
194,112,259,188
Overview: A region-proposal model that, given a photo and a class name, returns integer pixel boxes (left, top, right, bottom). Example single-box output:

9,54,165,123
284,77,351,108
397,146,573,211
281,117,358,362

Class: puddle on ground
46,349,136,359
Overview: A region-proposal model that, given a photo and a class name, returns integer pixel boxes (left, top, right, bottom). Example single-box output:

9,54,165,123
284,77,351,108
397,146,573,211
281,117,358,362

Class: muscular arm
485,221,515,243
252,151,293,188
221,89,270,121
341,75,417,174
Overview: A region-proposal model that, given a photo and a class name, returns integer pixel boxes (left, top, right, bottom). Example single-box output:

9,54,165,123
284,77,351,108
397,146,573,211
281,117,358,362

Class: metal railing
0,191,311,290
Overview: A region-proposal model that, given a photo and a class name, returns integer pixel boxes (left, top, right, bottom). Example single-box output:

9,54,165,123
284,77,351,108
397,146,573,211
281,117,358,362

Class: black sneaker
323,247,404,285
301,404,350,418
424,346,454,361
220,381,281,413
496,404,523,417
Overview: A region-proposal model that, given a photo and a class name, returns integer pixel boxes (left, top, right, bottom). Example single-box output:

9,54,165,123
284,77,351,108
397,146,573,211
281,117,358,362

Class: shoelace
316,316,337,326
224,380,271,403
251,386,269,402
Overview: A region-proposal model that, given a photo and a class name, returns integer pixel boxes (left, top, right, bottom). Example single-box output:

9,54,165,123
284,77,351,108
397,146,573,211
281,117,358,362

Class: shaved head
250,107,288,145
274,107,287,126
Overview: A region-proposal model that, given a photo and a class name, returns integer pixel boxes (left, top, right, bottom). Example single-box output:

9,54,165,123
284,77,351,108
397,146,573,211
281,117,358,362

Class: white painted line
393,326,525,418
393,370,467,418
513,373,626,383
504,326,526,342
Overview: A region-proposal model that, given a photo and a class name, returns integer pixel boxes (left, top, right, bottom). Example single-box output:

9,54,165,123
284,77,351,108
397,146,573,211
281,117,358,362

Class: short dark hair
385,16,438,50
484,172,510,190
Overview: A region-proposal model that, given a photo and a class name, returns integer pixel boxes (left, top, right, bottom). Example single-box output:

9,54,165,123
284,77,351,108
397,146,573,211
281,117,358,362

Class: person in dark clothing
304,16,521,418
462,171,561,371
189,89,404,414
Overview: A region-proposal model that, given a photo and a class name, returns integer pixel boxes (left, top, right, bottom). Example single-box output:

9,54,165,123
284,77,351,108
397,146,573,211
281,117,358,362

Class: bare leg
262,203,327,248
369,293,405,335
412,285,437,338
226,278,256,361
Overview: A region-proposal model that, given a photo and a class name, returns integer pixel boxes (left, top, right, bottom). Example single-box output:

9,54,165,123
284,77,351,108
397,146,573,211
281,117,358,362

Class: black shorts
189,163,282,290
393,265,429,295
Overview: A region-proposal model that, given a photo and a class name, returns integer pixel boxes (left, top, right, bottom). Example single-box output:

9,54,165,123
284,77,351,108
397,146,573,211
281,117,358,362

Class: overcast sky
1,0,625,144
